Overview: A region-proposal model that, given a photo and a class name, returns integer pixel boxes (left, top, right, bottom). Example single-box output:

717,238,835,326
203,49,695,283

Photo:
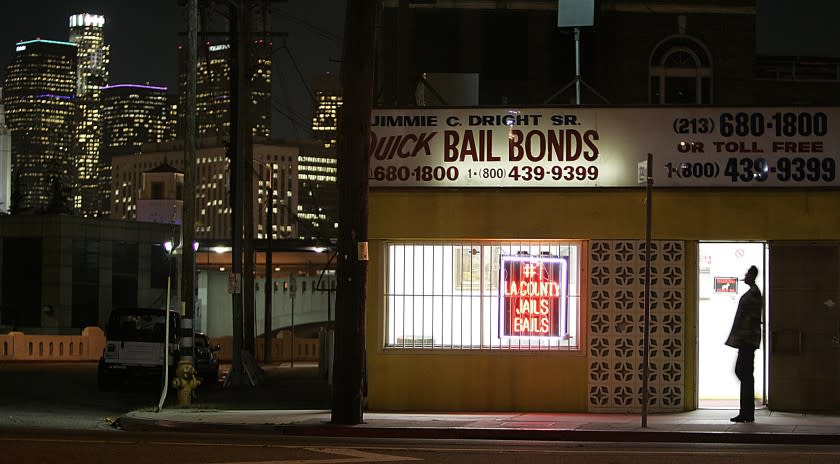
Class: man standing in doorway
725,265,763,423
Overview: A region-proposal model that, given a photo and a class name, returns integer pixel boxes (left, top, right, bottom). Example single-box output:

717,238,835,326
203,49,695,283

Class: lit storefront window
385,240,581,350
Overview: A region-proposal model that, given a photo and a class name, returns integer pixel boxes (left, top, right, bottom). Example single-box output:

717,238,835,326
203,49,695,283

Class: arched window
649,35,713,104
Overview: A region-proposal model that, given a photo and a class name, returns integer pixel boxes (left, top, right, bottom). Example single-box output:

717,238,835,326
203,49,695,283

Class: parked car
194,332,220,385
98,307,180,391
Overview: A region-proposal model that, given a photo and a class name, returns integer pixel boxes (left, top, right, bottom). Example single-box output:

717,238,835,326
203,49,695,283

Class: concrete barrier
211,331,319,363
0,327,106,362
0,328,316,364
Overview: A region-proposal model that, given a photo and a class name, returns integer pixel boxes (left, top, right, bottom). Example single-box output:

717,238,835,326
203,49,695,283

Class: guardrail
0,327,106,362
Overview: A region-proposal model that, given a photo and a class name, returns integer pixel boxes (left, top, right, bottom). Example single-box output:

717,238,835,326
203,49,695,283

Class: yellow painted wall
365,188,840,411
368,188,840,240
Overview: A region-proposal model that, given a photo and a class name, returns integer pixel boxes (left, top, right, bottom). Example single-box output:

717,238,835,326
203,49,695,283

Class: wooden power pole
180,0,198,370
331,0,377,425
225,0,247,386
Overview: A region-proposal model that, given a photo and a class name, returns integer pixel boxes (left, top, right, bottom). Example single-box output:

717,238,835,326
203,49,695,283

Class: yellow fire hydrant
171,360,201,406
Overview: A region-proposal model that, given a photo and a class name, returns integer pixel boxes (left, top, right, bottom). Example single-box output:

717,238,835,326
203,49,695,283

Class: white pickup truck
97,307,181,391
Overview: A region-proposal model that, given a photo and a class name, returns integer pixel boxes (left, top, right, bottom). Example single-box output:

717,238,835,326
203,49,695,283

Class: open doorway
698,242,768,409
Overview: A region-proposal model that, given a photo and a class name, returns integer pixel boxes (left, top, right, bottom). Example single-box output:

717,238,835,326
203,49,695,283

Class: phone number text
673,112,829,137
665,157,837,183
369,165,601,183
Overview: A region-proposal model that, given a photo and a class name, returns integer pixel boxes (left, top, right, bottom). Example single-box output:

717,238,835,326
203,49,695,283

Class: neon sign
500,255,568,338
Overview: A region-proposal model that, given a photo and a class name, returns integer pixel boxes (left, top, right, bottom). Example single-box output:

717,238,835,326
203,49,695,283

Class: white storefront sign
368,107,840,188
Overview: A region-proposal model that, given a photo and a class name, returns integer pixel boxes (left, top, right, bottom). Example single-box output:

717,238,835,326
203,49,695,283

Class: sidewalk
115,364,840,444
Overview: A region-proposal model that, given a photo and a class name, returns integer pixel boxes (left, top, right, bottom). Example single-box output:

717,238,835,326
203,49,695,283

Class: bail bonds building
364,105,840,413
364,0,840,414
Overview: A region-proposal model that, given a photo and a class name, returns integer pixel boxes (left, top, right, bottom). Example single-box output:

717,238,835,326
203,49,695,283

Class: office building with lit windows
296,141,337,240
178,41,271,139
296,73,341,240
2,39,77,212
101,84,171,157
110,137,297,241
98,83,172,215
69,13,110,217
310,73,341,146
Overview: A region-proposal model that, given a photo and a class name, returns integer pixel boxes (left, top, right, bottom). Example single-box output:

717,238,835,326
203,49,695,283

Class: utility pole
226,0,247,386
243,93,256,358
263,173,273,363
395,0,410,105
331,0,377,425
180,0,199,371
221,0,282,386
240,0,259,382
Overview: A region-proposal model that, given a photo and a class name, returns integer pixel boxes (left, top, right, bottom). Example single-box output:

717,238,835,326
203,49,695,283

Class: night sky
756,0,840,57
0,0,345,138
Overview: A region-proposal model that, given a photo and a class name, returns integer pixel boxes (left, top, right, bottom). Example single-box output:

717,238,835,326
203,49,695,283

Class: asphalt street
3,429,840,464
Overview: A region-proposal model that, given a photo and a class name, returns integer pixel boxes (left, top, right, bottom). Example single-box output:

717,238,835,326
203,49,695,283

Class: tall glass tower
2,39,77,212
99,83,172,216
69,13,110,216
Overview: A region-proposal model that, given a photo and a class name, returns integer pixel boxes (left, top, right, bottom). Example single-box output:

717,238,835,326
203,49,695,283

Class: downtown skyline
0,1,345,139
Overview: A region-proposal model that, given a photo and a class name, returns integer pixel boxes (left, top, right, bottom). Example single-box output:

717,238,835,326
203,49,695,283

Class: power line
275,11,342,42
272,101,313,138
272,98,310,128
278,45,317,105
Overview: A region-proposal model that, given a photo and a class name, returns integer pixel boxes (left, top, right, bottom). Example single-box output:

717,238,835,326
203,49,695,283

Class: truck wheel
97,360,116,391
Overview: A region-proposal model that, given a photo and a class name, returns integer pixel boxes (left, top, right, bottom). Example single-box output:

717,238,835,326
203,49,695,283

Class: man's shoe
730,415,755,423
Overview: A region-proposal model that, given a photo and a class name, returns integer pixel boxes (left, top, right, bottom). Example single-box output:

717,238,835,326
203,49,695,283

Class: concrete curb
114,415,840,445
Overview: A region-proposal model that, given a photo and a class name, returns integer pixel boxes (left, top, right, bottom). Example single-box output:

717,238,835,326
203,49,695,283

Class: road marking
219,447,422,464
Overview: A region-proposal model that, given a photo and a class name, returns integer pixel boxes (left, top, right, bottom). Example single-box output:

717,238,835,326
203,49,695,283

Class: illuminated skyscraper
297,73,341,240
178,41,271,139
101,84,171,157
69,13,110,216
99,83,172,215
2,39,77,212
310,72,341,148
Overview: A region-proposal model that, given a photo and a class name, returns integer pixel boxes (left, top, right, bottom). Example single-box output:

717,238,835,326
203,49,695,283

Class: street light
156,237,198,411
157,239,175,412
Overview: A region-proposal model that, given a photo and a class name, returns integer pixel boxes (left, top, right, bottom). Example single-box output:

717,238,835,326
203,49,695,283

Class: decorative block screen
588,240,685,412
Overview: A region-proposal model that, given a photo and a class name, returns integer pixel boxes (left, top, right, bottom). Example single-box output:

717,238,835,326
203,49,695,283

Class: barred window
385,240,582,350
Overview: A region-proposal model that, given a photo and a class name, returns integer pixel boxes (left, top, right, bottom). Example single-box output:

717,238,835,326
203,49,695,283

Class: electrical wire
274,11,342,43
279,45,317,105
272,101,316,138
